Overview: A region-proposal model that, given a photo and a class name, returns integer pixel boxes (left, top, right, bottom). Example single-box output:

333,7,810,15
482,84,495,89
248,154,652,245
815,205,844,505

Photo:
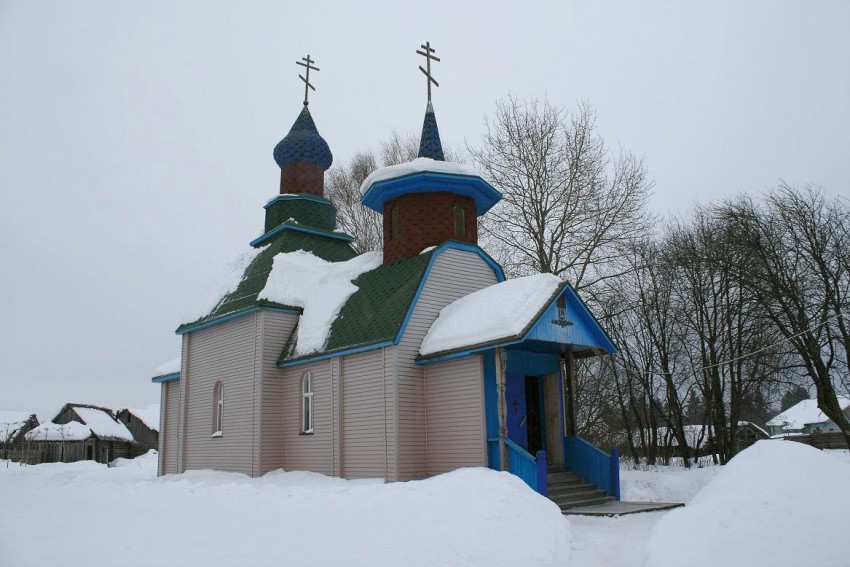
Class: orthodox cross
297,54,319,106
416,41,440,102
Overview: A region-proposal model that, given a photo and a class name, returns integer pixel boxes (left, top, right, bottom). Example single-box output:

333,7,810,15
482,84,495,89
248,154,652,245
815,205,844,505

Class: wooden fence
784,431,849,450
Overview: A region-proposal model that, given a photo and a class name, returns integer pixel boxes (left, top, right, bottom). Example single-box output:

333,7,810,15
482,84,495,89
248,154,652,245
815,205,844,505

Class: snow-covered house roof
259,250,382,356
154,357,180,377
177,231,356,334
25,421,92,442
152,357,181,383
738,421,770,438
277,242,505,367
766,398,850,432
117,404,161,433
47,404,135,442
0,411,38,444
417,273,616,362
420,274,562,356
71,405,134,442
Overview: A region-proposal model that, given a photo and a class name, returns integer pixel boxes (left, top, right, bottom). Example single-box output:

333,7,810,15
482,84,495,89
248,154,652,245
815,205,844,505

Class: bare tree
666,211,784,462
469,96,653,290
721,184,850,446
325,151,383,253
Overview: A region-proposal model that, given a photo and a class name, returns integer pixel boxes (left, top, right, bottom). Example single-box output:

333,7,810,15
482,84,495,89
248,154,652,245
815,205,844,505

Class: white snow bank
643,440,850,567
766,397,850,431
119,404,160,432
360,157,479,196
0,411,35,443
621,464,720,504
420,273,562,356
181,245,267,324
259,250,382,355
72,407,134,442
25,421,91,441
153,357,180,377
0,460,570,567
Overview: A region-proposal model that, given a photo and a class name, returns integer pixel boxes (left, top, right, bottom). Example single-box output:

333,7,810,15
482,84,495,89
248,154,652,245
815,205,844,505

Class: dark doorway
525,376,542,455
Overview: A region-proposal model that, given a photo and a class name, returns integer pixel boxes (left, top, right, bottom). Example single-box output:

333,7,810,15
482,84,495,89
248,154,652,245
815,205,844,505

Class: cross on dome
416,42,440,103
297,54,320,106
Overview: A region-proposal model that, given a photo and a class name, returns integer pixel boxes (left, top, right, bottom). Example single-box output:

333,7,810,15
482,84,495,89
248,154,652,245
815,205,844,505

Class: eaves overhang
360,171,502,216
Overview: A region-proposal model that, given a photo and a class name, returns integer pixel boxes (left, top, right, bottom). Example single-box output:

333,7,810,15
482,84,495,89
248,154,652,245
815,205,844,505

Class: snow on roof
71,406,134,442
419,273,562,356
258,250,382,356
119,404,160,432
766,398,850,431
25,421,92,442
737,421,770,438
181,245,268,325
153,357,180,377
0,411,36,443
359,157,479,197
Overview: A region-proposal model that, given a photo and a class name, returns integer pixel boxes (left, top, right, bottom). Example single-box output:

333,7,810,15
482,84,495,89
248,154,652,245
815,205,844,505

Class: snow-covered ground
643,442,850,567
1,443,848,567
0,452,569,567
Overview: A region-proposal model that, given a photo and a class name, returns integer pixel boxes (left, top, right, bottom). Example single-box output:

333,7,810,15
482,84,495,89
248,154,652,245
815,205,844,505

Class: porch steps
546,466,614,510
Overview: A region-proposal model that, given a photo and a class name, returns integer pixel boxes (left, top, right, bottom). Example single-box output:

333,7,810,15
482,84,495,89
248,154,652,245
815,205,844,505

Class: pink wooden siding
395,248,499,480
181,315,258,475
424,356,487,475
341,349,389,478
281,359,334,475
258,311,298,475
159,380,180,475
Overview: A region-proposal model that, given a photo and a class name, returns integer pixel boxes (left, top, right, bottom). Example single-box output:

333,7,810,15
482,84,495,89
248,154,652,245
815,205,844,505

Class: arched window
453,205,466,237
301,371,313,434
390,207,400,241
212,381,224,437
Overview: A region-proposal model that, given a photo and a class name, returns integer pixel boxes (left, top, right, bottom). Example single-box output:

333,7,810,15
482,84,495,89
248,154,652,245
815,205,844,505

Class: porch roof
416,274,616,365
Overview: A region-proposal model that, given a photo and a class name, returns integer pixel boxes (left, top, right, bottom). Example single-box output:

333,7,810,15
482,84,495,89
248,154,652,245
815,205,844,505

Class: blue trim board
482,350,499,469
361,171,502,216
250,222,354,248
505,351,560,375
278,241,505,368
278,341,395,368
177,306,301,335
151,372,180,383
264,194,336,209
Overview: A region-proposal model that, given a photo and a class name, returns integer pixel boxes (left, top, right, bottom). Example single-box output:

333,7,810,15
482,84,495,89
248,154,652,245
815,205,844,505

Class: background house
25,403,135,464
767,398,850,436
116,405,160,457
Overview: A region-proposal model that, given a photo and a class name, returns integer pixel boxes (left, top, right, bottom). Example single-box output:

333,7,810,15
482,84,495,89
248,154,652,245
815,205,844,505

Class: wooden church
153,47,620,507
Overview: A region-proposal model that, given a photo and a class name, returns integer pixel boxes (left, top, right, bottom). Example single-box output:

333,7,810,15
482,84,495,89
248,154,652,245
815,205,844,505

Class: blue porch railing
504,438,548,497
564,435,620,500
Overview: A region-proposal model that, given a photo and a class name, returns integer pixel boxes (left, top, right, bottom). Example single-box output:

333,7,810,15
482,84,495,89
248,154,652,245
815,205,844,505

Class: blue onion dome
417,100,445,161
273,106,333,170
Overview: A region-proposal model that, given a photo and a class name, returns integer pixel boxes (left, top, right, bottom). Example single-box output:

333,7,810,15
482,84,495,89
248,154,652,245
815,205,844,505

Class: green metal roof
177,229,356,334
278,250,434,365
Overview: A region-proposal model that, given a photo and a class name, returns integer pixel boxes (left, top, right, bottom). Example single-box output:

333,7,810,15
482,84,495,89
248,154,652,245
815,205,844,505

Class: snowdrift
643,440,850,567
0,456,570,567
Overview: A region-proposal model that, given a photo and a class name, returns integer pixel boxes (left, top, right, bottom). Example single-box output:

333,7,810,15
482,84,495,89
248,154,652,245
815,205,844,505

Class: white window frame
301,371,314,434
212,381,224,437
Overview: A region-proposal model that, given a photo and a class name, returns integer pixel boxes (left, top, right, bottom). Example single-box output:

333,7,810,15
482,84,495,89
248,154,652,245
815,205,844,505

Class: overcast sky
2,1,848,420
